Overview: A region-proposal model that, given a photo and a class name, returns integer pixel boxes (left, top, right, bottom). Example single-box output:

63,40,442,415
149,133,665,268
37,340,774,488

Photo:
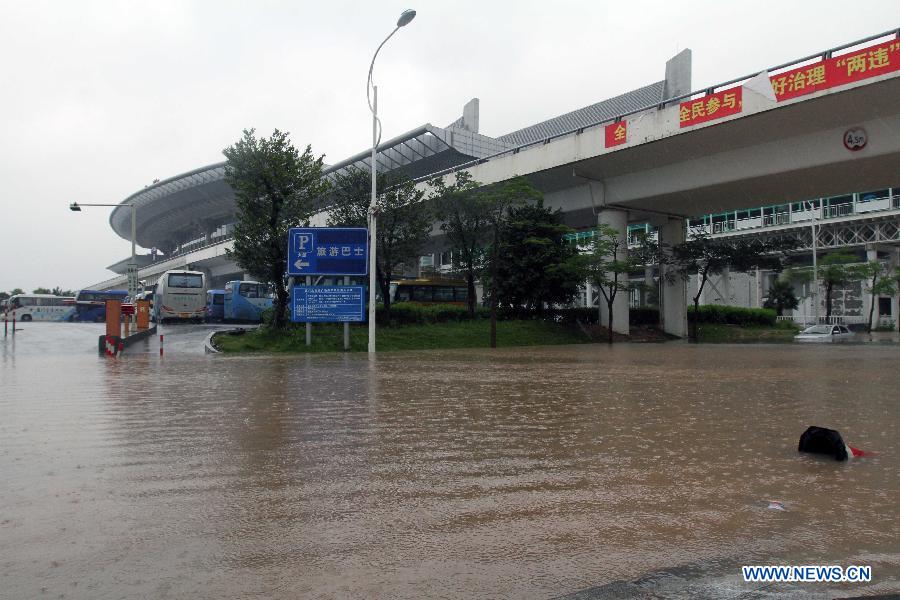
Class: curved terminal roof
109,122,511,249
110,68,676,250
110,163,231,250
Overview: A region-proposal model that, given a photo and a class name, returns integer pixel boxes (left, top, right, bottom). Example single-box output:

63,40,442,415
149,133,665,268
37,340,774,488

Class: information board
291,286,366,323
287,227,368,276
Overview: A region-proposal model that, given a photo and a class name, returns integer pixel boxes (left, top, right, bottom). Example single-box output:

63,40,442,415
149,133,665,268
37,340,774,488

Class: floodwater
1,323,898,599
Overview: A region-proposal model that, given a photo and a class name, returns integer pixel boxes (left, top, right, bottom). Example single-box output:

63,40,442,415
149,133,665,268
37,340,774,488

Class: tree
52,286,76,297
763,277,799,316
481,178,541,347
430,171,489,317
32,287,52,295
852,260,897,333
581,223,635,343
0,292,9,302
670,235,793,341
669,234,733,341
327,167,431,321
223,129,328,329
9,288,24,296
818,251,857,319
494,200,582,311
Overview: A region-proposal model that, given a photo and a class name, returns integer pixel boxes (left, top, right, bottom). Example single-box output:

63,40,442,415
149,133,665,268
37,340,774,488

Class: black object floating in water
798,426,849,461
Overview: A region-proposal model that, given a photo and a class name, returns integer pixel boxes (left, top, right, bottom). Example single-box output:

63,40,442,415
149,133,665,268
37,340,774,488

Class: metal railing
777,315,869,326
691,192,900,237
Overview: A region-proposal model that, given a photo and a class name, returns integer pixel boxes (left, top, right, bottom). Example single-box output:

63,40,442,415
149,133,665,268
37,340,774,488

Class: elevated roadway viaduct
439,35,900,337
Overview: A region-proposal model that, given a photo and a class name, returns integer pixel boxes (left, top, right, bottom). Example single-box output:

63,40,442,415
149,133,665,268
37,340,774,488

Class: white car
794,324,854,342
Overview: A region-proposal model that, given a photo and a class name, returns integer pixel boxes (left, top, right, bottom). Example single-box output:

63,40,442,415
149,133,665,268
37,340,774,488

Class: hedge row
377,304,661,326
687,304,777,326
376,303,482,325
265,302,700,328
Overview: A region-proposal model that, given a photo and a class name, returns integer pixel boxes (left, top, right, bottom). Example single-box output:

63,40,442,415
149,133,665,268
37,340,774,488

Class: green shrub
377,303,482,326
496,307,598,324
260,306,290,327
373,303,660,327
688,304,777,326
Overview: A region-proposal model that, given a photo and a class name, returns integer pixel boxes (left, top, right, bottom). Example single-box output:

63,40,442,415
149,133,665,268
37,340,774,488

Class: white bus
3,294,75,322
154,270,206,322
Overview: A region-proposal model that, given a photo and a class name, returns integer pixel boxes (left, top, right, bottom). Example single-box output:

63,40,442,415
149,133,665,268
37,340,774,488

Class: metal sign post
305,276,312,347
126,264,139,297
344,276,351,350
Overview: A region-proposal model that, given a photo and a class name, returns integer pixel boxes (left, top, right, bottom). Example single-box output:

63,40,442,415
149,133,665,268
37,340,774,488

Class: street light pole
366,9,416,355
807,200,819,324
70,202,138,296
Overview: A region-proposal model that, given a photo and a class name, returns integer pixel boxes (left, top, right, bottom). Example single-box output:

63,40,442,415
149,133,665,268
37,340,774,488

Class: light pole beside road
366,8,416,354
70,202,139,296
806,200,819,324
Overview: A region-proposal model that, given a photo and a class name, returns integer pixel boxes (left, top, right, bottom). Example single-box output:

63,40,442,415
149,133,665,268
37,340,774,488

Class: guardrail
690,193,900,237
778,315,869,326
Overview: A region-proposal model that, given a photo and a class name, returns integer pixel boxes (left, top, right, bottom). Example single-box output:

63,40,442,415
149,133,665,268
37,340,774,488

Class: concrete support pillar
201,220,218,245
866,247,879,327
598,209,629,335
755,267,762,309
720,267,732,305
660,218,688,338
644,265,655,306
892,247,900,332
585,279,593,308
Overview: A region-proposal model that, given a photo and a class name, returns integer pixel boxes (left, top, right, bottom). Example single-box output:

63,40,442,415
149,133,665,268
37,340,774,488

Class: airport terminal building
91,39,900,328
92,49,693,291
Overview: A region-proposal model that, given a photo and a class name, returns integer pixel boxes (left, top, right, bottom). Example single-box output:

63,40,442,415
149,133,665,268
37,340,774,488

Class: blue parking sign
287,227,368,276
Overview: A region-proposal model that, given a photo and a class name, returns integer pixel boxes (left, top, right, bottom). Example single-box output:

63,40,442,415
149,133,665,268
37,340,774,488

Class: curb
205,326,258,354
98,325,158,355
204,330,221,354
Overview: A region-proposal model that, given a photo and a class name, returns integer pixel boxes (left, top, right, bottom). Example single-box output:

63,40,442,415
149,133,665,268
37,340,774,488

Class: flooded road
2,323,898,599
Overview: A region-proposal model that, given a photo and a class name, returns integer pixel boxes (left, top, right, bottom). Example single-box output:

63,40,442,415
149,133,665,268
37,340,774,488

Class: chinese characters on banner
604,121,627,148
679,87,742,128
770,39,900,102
677,38,900,130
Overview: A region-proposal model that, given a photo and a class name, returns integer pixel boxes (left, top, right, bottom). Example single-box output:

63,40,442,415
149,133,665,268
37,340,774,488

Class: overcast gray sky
1,0,898,293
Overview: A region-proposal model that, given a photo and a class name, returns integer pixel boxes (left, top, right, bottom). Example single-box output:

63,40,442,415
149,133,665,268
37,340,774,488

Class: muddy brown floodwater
2,324,898,599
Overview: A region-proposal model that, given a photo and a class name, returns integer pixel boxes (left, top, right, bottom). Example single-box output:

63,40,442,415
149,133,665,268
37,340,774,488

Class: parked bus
389,279,469,305
224,280,273,322
70,289,128,322
3,294,75,322
205,290,225,322
154,270,206,322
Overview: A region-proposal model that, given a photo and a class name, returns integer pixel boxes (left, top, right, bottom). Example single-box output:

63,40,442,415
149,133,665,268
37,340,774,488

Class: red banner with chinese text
770,38,900,102
604,121,627,147
679,87,742,128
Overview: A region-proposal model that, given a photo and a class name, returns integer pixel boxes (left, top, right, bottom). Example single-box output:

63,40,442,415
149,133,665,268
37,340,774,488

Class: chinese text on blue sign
287,227,368,276
291,286,366,323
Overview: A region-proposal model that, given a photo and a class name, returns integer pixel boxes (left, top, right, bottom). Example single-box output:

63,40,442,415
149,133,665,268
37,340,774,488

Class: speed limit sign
843,127,867,152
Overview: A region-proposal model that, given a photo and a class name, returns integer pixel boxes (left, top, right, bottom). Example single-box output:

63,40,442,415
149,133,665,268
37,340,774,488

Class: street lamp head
69,202,81,212
397,9,416,27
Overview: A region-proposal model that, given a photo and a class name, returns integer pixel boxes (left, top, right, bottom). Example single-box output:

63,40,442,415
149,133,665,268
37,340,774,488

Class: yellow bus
389,279,469,305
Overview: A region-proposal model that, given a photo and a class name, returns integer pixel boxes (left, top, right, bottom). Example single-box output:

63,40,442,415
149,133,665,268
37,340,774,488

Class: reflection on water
1,326,898,598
